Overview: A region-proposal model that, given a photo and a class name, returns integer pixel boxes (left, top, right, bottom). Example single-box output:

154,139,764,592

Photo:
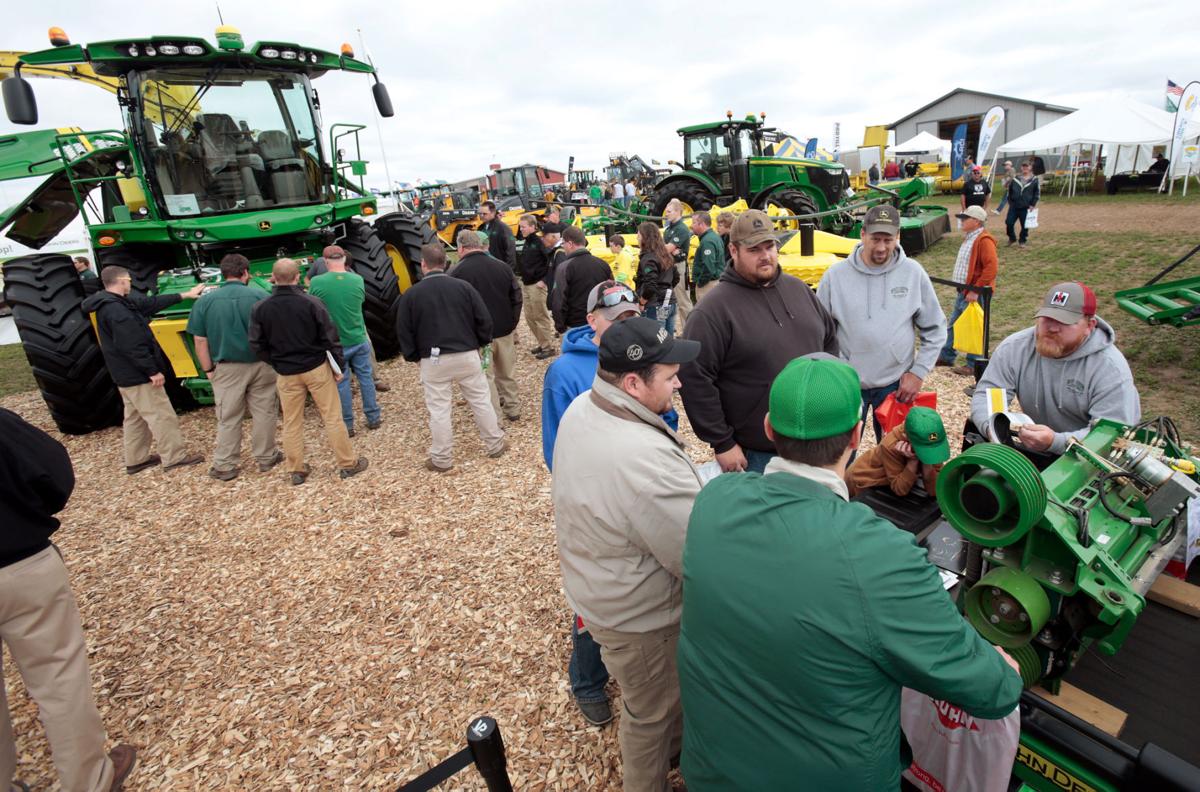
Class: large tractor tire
373,211,430,292
650,180,714,218
343,218,402,360
762,189,818,230
1,254,122,434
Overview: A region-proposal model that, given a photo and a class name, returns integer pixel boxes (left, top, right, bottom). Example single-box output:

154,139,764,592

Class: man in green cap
677,355,1022,791
846,406,949,497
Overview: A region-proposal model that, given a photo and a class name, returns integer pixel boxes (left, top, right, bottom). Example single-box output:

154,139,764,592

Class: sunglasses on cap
594,285,637,308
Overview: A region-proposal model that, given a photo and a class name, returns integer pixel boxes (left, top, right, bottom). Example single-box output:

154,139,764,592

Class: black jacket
550,248,613,332
395,271,493,362
679,264,839,454
80,289,182,387
248,285,344,375
0,408,74,567
519,232,549,285
481,217,517,270
635,250,678,306
451,251,523,338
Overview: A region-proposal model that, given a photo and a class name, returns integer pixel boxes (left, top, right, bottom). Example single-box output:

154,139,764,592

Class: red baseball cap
1036,282,1097,324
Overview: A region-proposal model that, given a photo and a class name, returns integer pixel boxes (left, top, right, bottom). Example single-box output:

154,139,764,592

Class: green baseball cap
768,356,862,440
904,407,950,464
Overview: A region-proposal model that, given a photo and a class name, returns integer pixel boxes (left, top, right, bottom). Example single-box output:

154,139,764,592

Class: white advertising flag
977,105,1005,163
1171,82,1200,162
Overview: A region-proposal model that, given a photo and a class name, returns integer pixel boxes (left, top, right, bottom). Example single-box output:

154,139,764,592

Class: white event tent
887,131,951,160
995,97,1198,195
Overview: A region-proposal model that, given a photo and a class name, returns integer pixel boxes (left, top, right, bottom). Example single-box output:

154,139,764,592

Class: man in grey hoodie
971,282,1140,454
816,204,947,439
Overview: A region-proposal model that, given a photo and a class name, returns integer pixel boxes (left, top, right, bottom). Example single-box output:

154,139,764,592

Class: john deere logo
258,221,272,231
752,218,765,229
878,210,892,220
928,432,939,442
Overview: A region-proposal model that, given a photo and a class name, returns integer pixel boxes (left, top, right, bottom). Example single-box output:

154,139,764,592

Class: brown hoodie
846,424,942,497
678,263,838,454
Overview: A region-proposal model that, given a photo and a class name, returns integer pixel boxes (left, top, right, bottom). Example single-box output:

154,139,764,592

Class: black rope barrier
396,716,513,792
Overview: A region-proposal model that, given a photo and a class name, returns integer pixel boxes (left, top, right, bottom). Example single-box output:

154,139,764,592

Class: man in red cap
971,281,1140,453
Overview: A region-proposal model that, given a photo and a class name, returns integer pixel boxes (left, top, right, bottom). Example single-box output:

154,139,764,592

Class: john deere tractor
1,26,428,434
650,113,854,232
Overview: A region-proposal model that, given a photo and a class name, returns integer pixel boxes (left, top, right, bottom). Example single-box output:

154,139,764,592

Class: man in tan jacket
552,316,701,791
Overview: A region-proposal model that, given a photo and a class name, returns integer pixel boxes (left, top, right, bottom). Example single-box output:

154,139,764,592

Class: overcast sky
2,0,1198,193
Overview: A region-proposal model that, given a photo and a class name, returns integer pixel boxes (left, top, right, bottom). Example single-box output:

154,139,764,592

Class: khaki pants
419,350,505,467
0,547,113,792
522,283,555,350
210,360,278,471
276,363,356,474
118,382,188,467
589,623,683,792
695,281,718,304
673,262,693,332
485,333,520,420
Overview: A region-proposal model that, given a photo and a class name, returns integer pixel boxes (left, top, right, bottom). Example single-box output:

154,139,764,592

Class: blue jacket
542,326,678,469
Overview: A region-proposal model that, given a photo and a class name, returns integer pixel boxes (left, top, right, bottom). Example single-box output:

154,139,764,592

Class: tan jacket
552,376,703,632
845,424,941,498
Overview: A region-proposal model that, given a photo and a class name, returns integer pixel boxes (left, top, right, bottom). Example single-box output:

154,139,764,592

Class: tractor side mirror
372,82,394,118
3,75,38,125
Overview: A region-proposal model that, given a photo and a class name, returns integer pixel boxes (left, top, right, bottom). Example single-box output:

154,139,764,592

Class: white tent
996,96,1197,183
887,130,951,158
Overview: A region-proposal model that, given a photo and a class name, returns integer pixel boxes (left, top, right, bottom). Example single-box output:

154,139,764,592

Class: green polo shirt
185,280,269,363
664,218,692,265
308,270,367,346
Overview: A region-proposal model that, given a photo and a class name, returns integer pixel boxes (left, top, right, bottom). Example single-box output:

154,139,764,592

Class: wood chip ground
1,326,980,790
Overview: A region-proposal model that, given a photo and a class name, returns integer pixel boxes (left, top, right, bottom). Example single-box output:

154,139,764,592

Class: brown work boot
339,457,370,479
487,440,510,459
373,380,391,392
108,744,137,790
424,459,452,473
163,453,204,471
125,454,161,475
208,466,239,481
290,463,311,486
258,449,284,472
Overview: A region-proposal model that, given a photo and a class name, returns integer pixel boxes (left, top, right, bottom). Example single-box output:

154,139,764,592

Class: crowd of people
2,187,1147,791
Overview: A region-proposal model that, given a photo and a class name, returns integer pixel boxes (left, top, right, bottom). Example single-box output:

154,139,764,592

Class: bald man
249,258,368,484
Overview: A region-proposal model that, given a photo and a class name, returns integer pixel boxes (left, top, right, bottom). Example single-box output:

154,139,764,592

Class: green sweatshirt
678,464,1022,791
692,228,725,286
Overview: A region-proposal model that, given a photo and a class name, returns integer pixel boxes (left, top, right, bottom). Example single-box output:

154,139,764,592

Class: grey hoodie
970,318,1140,453
815,244,947,388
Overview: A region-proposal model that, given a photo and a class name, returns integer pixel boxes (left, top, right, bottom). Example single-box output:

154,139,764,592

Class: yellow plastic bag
953,301,984,356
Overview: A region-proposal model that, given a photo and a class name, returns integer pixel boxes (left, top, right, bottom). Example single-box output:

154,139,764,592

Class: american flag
1167,79,1184,111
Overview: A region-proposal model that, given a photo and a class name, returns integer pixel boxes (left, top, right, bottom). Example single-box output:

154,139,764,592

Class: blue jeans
643,303,677,335
745,448,776,474
1006,205,1030,243
939,291,982,366
861,381,900,442
337,341,380,430
569,617,609,703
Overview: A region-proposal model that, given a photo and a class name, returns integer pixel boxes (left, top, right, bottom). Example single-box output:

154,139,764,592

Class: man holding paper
249,257,368,485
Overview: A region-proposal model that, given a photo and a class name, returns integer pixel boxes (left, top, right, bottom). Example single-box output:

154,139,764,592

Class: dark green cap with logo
904,406,950,464
862,203,900,236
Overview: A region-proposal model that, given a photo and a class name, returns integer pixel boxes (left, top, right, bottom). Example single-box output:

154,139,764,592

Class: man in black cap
552,316,702,791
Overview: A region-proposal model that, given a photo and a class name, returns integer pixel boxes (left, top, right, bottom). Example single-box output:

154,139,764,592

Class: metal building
889,88,1075,160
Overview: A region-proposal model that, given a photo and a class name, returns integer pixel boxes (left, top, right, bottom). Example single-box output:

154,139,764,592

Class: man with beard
971,282,1140,454
680,210,839,474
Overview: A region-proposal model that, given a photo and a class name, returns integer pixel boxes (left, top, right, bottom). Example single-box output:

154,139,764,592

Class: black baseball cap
598,316,700,373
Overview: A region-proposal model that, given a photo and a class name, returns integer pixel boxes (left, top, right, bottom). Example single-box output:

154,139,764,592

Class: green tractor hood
0,130,125,248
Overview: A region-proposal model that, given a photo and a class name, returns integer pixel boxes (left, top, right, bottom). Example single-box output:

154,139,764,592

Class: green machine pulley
936,444,1048,547
965,567,1052,648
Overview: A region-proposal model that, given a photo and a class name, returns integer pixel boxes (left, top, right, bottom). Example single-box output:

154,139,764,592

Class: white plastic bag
1025,207,1039,229
901,688,1020,792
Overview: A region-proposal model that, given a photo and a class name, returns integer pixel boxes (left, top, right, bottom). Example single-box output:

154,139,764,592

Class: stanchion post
466,716,513,792
800,222,815,257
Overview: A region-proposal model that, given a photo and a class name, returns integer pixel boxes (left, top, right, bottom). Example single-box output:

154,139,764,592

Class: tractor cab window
736,129,761,159
137,69,322,216
686,134,731,190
